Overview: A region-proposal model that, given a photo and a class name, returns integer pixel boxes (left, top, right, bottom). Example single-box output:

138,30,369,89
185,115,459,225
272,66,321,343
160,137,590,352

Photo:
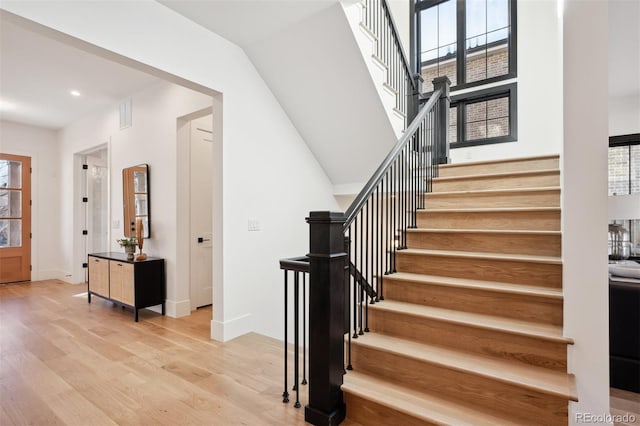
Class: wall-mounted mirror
123,164,150,238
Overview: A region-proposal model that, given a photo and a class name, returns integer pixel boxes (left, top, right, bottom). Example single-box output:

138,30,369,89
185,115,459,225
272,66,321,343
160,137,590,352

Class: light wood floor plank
0,280,362,425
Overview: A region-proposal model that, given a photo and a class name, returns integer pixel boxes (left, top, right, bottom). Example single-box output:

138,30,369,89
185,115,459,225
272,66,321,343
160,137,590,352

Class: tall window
608,136,640,196
416,0,517,147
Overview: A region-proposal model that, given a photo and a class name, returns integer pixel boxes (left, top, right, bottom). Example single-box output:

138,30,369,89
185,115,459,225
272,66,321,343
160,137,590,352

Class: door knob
197,237,211,243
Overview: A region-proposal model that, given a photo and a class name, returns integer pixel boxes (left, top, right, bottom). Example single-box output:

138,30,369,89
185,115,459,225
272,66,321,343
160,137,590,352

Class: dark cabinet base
610,278,640,393
88,252,166,322
88,290,165,322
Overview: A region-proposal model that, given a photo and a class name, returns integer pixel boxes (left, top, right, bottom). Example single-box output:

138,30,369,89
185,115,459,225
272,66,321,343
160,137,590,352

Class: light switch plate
248,219,261,231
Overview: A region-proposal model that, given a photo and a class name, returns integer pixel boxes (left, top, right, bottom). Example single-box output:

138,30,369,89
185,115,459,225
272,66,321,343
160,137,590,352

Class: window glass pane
487,117,509,138
449,105,458,143
466,0,510,83
0,219,21,247
487,0,509,32
0,160,22,189
466,0,486,39
608,146,630,195
487,97,509,119
439,0,457,46
0,189,22,218
464,95,510,141
420,0,457,92
631,145,640,194
466,121,486,140
421,7,438,56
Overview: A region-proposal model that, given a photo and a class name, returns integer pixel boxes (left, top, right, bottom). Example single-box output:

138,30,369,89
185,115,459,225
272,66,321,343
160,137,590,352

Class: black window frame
608,133,640,196
415,0,517,93
449,83,517,148
414,0,518,147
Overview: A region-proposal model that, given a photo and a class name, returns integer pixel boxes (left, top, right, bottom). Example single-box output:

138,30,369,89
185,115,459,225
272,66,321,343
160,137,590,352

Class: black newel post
433,76,451,166
305,211,347,426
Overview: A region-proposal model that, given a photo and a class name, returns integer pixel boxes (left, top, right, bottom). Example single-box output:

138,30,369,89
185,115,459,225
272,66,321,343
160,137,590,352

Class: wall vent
119,98,132,130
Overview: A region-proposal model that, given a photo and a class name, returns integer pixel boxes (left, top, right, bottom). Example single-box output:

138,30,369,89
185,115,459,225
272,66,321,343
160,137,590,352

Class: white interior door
190,115,214,309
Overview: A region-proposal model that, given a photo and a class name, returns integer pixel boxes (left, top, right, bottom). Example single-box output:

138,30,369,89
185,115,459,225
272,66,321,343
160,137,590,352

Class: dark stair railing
280,76,451,425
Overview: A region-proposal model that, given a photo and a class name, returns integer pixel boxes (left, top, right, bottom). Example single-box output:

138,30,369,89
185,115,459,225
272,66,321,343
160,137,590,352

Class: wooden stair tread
350,332,578,401
369,299,571,343
420,207,561,213
433,168,560,182
342,371,522,426
440,154,560,170
384,271,564,300
426,186,561,196
399,248,562,264
407,228,561,236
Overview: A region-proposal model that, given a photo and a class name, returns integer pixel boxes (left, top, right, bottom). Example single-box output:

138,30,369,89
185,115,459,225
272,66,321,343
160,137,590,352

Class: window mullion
457,0,466,86
458,101,465,143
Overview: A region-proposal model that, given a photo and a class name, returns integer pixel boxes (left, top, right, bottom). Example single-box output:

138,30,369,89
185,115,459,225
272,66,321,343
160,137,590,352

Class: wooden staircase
341,155,577,425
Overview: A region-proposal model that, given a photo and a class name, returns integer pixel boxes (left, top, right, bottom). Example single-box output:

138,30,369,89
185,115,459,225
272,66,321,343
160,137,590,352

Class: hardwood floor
0,280,355,426
1,280,635,425
612,388,640,426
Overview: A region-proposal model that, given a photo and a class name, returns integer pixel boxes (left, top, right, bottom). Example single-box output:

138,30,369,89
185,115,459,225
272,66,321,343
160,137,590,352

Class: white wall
1,0,339,342
563,1,610,424
451,0,564,163
0,120,61,280
609,94,640,136
386,0,411,59
60,81,212,317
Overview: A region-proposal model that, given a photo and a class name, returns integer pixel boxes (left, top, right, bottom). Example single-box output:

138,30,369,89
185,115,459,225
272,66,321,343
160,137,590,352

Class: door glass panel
0,160,22,189
0,190,22,218
0,219,22,247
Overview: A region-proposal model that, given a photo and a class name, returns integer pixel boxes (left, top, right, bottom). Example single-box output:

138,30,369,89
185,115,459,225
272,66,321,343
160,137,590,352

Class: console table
88,252,165,322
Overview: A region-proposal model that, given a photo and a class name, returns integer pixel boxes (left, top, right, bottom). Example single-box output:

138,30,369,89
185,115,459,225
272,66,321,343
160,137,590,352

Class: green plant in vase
117,237,138,260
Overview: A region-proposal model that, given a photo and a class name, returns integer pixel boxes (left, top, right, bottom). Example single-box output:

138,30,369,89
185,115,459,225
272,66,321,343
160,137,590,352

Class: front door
0,153,31,283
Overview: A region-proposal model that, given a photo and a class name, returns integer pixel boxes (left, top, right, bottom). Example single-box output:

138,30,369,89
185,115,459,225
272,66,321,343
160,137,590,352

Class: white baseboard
164,299,191,318
210,313,252,342
32,269,67,281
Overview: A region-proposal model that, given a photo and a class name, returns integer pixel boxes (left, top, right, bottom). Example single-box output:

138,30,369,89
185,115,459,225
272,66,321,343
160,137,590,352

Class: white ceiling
0,13,161,130
158,0,338,49
0,1,637,131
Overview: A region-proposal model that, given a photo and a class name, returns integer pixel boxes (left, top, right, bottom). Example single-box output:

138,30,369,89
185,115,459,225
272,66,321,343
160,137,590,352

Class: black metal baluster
353,217,359,339
376,185,381,302
302,272,307,386
362,200,373,333
293,271,300,408
283,270,289,403
359,207,364,336
346,228,353,370
392,162,397,273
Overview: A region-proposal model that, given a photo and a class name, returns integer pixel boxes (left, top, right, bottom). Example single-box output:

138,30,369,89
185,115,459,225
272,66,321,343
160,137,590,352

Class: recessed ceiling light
70,90,81,97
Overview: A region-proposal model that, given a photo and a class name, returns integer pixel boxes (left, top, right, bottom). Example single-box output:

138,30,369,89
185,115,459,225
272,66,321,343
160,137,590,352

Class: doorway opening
76,144,109,283
177,108,214,311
